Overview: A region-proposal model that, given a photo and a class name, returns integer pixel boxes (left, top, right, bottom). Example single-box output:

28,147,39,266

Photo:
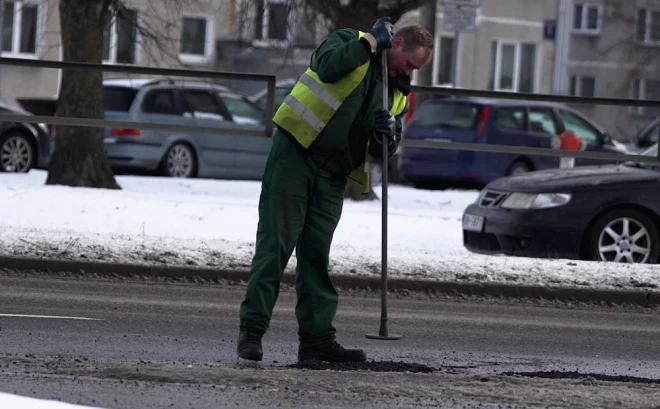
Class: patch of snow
0,391,105,408
0,170,658,291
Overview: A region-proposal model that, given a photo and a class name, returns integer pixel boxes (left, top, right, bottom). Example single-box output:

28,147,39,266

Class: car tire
506,160,531,176
161,142,197,178
0,131,35,173
587,208,659,264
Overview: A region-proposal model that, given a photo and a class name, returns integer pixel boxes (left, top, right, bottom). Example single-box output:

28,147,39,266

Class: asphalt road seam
1,255,660,307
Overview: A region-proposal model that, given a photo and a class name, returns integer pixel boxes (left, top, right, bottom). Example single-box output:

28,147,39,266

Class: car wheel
507,160,531,176
161,143,197,178
588,209,659,264
0,132,35,173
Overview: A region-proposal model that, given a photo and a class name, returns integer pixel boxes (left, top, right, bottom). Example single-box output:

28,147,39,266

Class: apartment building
0,0,233,100
401,0,560,95
560,0,660,139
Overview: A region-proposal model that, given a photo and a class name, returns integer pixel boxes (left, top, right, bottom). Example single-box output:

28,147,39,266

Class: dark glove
374,109,395,144
367,17,394,53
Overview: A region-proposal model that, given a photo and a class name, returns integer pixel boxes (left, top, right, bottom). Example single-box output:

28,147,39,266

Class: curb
1,255,659,307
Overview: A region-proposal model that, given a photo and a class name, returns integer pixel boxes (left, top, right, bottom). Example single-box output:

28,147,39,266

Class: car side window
181,90,230,121
217,91,264,124
643,124,659,147
528,107,559,135
494,107,525,130
141,90,177,115
557,109,600,142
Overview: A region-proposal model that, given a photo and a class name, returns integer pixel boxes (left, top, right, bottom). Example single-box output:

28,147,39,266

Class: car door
214,89,272,179
555,108,614,167
179,88,237,171
526,106,561,169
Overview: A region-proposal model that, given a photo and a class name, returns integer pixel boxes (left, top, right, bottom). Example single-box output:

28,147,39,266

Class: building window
488,41,538,93
573,4,601,34
636,9,660,44
631,79,660,116
569,75,595,97
434,36,455,85
103,8,139,65
180,15,213,63
260,0,289,42
1,1,41,56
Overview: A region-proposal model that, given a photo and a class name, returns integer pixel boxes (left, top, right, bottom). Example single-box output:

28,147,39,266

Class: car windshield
0,91,24,111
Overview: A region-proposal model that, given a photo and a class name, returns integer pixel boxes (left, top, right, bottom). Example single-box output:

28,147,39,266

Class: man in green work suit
237,17,433,362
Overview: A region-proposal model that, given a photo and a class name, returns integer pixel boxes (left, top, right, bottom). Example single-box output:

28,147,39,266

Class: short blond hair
395,24,434,63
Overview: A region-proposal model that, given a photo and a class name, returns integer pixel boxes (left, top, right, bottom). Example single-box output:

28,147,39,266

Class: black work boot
298,340,367,363
237,329,264,361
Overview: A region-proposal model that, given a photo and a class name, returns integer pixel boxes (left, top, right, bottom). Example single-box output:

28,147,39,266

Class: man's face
386,37,430,78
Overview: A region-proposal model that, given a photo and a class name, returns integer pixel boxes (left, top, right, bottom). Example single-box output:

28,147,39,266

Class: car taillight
111,128,140,137
476,106,491,139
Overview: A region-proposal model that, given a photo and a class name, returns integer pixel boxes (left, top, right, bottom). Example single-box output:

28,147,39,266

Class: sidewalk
1,170,659,294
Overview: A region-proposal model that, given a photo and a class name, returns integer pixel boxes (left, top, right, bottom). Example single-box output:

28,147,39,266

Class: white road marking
0,314,103,321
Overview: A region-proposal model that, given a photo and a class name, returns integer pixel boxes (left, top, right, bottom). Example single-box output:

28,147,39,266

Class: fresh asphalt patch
501,370,660,385
286,359,436,373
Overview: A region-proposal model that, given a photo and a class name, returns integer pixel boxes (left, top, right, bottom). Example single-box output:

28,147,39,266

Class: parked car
0,90,50,173
98,78,271,179
625,117,658,154
462,143,660,264
249,78,296,115
398,98,631,189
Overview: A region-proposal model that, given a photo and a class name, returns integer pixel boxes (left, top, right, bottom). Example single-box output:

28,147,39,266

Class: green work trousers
239,130,347,348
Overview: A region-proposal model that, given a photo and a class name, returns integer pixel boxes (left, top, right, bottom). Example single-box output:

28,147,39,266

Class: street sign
544,19,557,40
442,0,481,7
443,7,477,32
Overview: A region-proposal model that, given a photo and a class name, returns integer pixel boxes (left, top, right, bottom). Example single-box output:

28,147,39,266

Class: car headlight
501,193,571,209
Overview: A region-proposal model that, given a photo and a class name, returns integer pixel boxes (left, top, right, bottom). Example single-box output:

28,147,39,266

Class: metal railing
0,57,277,138
0,56,658,164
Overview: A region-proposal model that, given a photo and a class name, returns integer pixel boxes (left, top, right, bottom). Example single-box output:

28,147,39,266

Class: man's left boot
298,340,367,363
237,329,264,361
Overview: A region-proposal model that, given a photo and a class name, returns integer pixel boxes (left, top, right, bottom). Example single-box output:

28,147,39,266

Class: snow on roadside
0,170,658,291
0,391,105,409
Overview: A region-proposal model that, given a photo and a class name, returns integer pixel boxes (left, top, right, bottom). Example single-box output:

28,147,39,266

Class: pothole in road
285,360,436,374
501,370,660,385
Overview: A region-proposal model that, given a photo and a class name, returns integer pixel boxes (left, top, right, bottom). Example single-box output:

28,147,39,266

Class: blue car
398,98,629,189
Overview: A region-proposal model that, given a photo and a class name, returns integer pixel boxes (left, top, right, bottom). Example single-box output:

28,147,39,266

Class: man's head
386,24,433,78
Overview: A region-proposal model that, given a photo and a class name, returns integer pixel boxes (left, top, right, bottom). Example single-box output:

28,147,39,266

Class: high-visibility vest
272,30,407,194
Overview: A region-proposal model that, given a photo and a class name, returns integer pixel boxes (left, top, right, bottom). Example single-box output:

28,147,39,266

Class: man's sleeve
311,29,374,83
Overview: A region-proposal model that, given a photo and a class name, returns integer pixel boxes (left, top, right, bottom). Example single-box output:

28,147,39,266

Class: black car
0,91,51,173
462,144,660,264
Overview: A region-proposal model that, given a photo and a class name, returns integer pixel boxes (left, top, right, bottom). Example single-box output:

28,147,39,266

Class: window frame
179,13,214,65
630,78,660,117
102,6,142,66
569,75,596,97
636,8,660,45
253,0,292,48
432,34,457,85
490,39,540,93
572,3,603,35
1,0,46,59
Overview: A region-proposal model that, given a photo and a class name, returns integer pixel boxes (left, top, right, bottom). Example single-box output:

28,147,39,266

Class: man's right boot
237,329,264,361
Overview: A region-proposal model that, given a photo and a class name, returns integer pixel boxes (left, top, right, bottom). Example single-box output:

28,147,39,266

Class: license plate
462,214,484,232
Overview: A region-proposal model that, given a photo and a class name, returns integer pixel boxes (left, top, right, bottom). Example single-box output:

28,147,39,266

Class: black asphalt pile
501,370,660,385
286,360,435,373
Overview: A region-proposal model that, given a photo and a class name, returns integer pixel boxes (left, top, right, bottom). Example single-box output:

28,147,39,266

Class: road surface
0,270,659,408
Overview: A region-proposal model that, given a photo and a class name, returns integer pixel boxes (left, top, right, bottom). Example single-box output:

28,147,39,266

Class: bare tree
46,0,223,189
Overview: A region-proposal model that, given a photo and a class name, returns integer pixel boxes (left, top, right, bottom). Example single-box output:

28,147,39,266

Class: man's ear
392,36,404,48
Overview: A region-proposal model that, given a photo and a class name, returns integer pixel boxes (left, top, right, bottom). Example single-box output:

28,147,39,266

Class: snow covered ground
0,391,104,408
0,170,658,291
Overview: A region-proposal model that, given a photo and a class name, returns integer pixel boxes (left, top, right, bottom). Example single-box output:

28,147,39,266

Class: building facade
0,0,233,100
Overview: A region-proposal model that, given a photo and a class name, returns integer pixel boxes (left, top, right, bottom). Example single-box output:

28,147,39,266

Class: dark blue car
398,98,630,189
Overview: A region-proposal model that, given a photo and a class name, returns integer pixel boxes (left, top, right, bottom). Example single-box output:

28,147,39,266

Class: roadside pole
442,0,480,88
0,0,5,86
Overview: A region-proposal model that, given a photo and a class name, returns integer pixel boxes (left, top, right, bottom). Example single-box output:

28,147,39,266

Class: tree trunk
46,0,120,189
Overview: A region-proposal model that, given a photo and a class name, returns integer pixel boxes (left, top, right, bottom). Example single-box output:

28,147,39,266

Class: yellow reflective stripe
273,103,319,148
281,94,325,133
298,73,342,111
